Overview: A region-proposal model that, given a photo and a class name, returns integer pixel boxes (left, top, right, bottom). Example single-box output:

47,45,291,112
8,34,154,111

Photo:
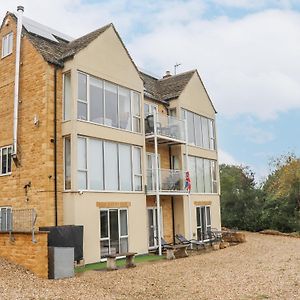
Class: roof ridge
158,69,196,82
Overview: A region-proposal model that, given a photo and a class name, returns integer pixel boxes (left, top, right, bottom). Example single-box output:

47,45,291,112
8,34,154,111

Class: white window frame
0,145,12,176
196,206,211,241
63,72,72,121
2,32,13,58
77,136,142,192
0,207,12,232
181,108,216,150
185,155,218,194
63,136,71,191
77,71,141,133
100,208,129,259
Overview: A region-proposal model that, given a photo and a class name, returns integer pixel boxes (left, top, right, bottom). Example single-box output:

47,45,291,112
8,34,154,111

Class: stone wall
0,232,48,278
0,14,64,227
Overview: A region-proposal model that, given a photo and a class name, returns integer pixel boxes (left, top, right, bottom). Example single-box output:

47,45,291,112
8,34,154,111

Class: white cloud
1,1,300,121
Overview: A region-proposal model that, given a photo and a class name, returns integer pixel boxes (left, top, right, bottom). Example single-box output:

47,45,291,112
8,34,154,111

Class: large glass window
0,146,12,175
77,71,141,133
64,137,71,190
0,207,12,232
63,72,71,121
185,155,218,194
77,136,142,191
2,32,13,58
100,208,128,258
182,109,216,150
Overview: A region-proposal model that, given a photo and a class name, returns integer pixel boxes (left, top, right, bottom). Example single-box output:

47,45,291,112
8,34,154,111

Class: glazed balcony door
147,207,163,249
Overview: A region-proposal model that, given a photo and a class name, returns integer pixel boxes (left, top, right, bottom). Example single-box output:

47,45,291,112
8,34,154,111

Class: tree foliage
220,154,300,233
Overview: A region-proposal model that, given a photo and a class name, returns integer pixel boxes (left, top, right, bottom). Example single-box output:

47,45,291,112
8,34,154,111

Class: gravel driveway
0,232,299,299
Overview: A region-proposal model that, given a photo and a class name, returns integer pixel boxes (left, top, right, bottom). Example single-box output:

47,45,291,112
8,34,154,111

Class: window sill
0,172,12,177
63,190,144,194
1,52,13,59
77,119,143,136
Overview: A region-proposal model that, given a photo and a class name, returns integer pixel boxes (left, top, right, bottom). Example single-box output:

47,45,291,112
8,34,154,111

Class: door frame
147,206,163,250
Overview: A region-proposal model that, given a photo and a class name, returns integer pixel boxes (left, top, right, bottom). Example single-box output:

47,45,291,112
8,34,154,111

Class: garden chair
175,234,205,249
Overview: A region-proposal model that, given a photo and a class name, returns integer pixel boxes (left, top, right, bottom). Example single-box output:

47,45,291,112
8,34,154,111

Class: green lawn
75,254,165,273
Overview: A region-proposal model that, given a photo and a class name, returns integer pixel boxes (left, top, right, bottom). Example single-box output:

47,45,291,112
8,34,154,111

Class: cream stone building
0,8,221,264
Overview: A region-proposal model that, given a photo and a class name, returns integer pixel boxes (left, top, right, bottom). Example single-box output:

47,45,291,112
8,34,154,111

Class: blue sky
1,0,300,181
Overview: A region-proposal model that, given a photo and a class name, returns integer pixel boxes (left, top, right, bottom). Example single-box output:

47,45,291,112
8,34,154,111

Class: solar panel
22,16,74,43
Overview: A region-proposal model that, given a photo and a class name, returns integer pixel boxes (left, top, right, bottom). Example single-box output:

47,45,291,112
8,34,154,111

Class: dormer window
2,32,13,58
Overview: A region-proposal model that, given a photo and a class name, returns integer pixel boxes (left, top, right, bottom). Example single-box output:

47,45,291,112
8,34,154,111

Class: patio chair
155,236,173,251
175,234,205,249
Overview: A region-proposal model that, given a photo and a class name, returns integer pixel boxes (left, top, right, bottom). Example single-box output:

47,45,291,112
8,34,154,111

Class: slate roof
140,70,196,102
4,12,119,67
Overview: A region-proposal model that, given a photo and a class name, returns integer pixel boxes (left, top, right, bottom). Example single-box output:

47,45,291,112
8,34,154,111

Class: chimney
163,71,172,79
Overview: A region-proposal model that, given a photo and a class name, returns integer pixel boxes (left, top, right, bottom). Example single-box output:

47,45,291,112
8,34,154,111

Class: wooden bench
166,244,189,260
106,252,137,271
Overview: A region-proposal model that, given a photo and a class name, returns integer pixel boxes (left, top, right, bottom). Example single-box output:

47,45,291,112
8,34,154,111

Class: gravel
0,232,299,299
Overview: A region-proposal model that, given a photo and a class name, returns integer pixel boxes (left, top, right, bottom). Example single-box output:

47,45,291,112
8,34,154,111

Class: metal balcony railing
147,168,187,193
145,114,186,142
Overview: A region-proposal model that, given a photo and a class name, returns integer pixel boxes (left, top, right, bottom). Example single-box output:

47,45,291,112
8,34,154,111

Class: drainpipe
54,67,58,226
12,6,24,162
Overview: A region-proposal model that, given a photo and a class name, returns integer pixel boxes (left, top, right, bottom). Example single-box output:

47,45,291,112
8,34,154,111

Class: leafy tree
220,164,263,231
261,154,300,232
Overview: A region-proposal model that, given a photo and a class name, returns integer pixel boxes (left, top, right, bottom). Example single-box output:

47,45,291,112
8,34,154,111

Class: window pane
187,111,195,145
196,207,201,227
63,73,71,121
132,92,141,116
204,159,212,193
109,209,119,254
188,156,197,192
78,73,87,101
77,137,87,170
100,239,109,258
104,82,118,127
196,158,205,193
1,208,7,231
77,102,87,120
201,117,209,149
133,117,140,133
2,148,7,174
206,207,211,226
64,137,71,190
209,119,215,150
7,147,12,173
100,210,108,238
119,87,131,130
90,77,104,123
89,139,103,190
194,115,203,147
104,142,118,190
133,147,142,191
119,144,132,191
120,237,128,253
120,210,128,236
133,147,141,174
78,171,87,189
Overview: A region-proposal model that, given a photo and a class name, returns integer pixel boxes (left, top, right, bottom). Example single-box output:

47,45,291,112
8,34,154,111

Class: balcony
145,114,186,145
146,168,188,195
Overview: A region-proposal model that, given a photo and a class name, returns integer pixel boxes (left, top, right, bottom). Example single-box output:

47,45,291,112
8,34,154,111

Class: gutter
12,6,24,163
54,66,58,226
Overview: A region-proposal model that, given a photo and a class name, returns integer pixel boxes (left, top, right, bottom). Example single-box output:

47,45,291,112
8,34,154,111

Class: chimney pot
163,71,172,79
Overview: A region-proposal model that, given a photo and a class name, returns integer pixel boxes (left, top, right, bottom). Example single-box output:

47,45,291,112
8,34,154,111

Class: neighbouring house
0,7,221,264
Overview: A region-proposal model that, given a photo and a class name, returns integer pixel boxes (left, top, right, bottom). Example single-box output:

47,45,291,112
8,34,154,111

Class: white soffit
22,16,74,43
